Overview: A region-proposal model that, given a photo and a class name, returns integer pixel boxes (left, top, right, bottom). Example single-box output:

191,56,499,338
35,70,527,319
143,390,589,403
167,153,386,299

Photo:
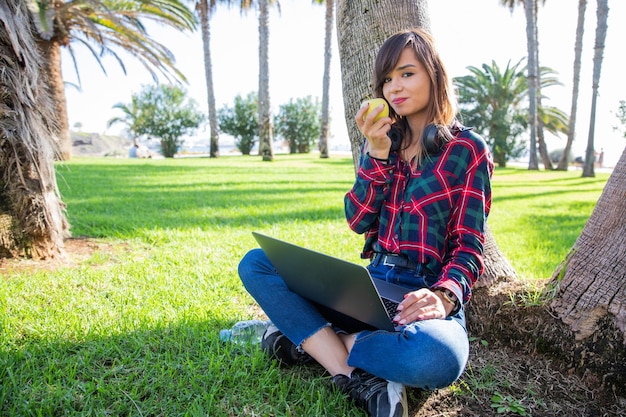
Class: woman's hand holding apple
355,98,392,160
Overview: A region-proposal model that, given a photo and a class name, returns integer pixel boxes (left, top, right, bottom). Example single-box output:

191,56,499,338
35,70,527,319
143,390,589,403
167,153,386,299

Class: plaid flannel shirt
344,127,494,304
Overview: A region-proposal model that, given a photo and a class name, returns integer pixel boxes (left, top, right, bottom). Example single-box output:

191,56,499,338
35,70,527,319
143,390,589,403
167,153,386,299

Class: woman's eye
383,77,392,83
402,72,414,78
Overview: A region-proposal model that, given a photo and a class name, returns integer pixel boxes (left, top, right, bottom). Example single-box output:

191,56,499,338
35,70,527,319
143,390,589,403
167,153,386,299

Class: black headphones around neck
388,124,443,155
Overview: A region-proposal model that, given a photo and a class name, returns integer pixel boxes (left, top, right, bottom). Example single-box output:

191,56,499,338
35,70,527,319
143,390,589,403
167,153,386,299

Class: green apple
362,98,389,122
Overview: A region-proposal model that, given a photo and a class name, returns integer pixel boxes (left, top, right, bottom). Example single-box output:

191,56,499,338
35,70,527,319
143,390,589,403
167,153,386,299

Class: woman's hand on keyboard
392,289,448,324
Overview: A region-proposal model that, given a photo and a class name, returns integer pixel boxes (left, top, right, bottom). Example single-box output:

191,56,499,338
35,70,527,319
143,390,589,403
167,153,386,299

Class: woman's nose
388,78,401,93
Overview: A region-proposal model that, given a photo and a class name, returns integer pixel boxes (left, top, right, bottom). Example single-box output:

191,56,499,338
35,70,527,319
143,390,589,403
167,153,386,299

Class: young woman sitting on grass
238,28,494,417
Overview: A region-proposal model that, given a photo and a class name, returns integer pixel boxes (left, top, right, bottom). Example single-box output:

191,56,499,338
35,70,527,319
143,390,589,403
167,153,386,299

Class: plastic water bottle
219,320,271,345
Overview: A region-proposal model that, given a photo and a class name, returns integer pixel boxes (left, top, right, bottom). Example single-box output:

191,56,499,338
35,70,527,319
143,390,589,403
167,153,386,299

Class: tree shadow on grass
0,320,363,416
492,184,605,205
57,161,354,238
2,309,621,417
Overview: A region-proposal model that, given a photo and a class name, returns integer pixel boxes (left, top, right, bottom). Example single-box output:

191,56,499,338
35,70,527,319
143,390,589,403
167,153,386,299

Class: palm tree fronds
33,0,196,84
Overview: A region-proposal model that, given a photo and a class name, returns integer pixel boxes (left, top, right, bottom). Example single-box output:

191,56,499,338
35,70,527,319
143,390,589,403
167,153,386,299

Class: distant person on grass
238,28,494,417
129,144,138,158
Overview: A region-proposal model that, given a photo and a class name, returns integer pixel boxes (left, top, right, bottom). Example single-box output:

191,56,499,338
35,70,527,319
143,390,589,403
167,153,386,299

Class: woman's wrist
434,289,458,316
367,151,390,164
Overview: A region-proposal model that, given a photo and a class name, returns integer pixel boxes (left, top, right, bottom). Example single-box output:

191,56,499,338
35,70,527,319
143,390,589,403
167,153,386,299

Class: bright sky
62,0,626,167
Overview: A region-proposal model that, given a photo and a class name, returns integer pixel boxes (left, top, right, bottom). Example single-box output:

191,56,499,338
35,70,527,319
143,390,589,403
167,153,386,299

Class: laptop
252,232,408,332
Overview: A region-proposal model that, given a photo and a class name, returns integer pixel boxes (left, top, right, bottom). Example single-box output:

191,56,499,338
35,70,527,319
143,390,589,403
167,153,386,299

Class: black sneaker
332,369,407,417
261,324,312,366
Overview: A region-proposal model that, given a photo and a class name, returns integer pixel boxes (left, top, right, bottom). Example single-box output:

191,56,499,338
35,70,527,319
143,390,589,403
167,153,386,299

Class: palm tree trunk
198,0,220,158
582,0,608,178
547,146,626,390
318,0,334,159
532,1,552,170
37,39,72,161
537,119,553,169
473,223,518,288
524,0,539,170
0,0,69,259
258,0,274,162
558,0,587,171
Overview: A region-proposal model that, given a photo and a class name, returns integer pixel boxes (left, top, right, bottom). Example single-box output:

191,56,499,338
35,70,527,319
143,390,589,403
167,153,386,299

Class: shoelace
350,371,389,405
334,370,388,407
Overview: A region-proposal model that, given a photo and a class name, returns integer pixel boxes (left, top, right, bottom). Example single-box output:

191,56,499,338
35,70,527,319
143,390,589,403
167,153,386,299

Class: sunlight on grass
0,154,610,415
489,167,608,279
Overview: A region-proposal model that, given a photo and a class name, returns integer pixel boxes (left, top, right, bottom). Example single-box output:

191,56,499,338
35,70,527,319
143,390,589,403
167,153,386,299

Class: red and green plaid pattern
345,128,494,304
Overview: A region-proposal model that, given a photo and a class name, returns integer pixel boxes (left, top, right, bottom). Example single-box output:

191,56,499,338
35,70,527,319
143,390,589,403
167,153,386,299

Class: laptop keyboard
382,297,399,318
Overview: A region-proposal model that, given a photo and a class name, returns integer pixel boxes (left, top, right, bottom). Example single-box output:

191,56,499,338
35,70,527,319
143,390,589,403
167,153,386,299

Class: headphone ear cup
388,127,402,152
422,124,441,155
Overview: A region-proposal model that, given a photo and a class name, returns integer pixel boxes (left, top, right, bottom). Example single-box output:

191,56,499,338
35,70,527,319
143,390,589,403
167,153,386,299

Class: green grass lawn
488,167,609,279
0,154,610,416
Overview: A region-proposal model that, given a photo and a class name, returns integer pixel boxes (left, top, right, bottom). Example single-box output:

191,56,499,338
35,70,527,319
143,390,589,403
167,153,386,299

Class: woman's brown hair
372,28,457,161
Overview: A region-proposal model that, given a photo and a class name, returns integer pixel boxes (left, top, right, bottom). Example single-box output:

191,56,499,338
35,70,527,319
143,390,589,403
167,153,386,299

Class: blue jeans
238,248,469,389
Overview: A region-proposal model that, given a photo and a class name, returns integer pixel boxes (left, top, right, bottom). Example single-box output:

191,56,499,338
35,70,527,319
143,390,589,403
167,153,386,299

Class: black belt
373,253,419,270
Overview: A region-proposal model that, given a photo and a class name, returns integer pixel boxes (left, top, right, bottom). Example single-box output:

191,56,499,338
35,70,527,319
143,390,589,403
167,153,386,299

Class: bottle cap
219,329,232,342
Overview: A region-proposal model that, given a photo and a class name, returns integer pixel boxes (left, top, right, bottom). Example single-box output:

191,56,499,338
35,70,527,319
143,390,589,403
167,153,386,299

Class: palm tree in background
106,97,143,146
456,60,528,167
228,0,276,161
455,60,567,167
257,0,274,161
31,0,197,161
582,0,609,177
197,0,258,158
500,0,550,170
557,0,587,170
314,0,334,159
196,0,220,158
523,0,539,170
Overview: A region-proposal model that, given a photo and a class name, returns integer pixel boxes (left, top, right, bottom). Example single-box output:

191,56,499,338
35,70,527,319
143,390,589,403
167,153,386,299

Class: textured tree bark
550,146,626,343
38,39,72,161
469,148,626,396
0,0,69,259
473,223,518,288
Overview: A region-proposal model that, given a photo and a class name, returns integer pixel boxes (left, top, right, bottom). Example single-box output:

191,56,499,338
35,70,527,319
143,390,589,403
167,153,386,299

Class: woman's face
382,47,431,120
